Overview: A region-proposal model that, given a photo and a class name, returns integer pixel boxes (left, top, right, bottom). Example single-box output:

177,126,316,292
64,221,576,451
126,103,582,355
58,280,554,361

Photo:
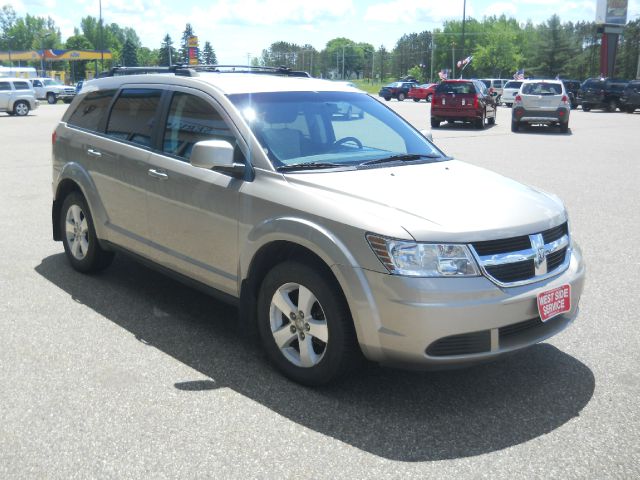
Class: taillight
52,130,57,145
473,94,479,109
515,95,522,103
561,95,568,104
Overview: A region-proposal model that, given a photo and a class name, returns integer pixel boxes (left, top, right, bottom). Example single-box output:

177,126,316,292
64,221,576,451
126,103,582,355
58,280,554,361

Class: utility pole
342,45,345,79
99,0,104,71
431,39,435,82
451,42,456,75
461,0,466,67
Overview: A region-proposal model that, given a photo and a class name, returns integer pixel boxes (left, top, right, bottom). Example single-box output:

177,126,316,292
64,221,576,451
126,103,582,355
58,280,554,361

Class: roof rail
95,64,310,79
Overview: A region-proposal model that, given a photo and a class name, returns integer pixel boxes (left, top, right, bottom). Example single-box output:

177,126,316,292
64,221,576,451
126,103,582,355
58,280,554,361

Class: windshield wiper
359,153,443,166
277,161,347,172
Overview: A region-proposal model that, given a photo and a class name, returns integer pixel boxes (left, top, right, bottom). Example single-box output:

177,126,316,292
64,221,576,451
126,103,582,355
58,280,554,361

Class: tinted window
163,91,234,161
0,82,10,91
67,90,117,132
13,81,30,90
32,80,42,87
106,88,163,147
436,82,476,94
504,81,522,89
582,79,603,89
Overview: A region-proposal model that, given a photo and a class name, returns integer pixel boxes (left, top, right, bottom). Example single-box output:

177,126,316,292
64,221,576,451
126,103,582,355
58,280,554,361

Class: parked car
378,81,418,101
511,79,570,133
408,83,437,102
51,66,584,385
501,80,523,107
31,77,76,104
620,80,640,113
0,77,39,116
559,79,581,109
431,79,497,129
579,77,628,112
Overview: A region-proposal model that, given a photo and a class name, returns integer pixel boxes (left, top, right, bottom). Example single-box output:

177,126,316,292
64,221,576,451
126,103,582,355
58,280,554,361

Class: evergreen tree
158,34,177,66
180,23,194,64
121,36,138,67
202,41,216,64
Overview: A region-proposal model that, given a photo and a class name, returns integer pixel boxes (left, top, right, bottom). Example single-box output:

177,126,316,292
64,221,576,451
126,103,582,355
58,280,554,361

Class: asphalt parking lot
1,101,639,479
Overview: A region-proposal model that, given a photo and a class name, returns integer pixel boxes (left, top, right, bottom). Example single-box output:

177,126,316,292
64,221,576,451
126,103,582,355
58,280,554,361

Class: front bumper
334,244,585,368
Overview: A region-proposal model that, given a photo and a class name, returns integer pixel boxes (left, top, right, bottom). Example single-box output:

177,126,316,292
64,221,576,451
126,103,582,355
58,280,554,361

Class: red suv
408,83,437,102
430,79,497,129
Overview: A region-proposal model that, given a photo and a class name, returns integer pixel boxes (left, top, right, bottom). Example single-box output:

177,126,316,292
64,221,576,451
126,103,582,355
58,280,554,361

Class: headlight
366,233,480,277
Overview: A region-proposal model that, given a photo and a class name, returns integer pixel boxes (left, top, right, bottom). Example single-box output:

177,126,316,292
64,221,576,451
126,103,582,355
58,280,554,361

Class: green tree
180,23,194,64
530,15,574,77
137,47,158,66
202,41,216,64
472,16,522,78
158,34,177,66
65,33,92,80
121,36,138,66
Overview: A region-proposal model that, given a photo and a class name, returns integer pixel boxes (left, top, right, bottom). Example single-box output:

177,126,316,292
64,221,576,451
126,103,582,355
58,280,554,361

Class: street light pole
461,0,466,70
342,45,345,79
99,0,104,71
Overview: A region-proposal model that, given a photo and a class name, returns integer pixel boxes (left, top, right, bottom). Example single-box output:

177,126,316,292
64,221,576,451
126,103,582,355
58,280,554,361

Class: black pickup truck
579,78,629,112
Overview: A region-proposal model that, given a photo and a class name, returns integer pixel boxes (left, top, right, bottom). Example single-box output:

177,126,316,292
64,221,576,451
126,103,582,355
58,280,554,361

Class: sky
8,0,640,63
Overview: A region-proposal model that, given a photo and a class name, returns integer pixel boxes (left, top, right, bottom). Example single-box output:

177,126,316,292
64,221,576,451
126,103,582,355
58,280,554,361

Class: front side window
229,91,445,171
106,88,163,147
0,82,10,91
162,91,234,161
67,89,117,132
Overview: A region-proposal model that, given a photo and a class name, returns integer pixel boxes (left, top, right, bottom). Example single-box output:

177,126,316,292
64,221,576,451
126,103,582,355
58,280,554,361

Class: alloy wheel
65,204,90,260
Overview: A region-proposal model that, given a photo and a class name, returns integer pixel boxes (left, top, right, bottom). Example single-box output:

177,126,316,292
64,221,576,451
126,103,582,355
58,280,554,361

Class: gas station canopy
0,49,112,62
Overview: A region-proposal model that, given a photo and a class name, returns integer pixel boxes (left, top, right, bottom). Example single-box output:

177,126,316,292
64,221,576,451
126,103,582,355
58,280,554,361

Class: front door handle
87,148,102,158
148,168,169,180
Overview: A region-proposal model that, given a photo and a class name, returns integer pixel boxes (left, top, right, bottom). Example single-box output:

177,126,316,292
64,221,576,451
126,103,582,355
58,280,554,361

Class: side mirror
190,140,245,177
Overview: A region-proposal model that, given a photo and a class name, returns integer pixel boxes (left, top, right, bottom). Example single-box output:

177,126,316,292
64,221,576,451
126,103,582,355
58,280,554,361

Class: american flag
513,69,525,80
438,69,450,80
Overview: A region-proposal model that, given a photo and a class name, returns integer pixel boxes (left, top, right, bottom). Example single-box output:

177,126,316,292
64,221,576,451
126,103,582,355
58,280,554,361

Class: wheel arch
52,163,109,242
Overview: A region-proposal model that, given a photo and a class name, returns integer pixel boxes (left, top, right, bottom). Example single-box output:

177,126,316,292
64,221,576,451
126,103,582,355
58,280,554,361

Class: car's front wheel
47,93,57,104
257,261,359,386
397,93,406,101
13,101,30,116
60,192,114,273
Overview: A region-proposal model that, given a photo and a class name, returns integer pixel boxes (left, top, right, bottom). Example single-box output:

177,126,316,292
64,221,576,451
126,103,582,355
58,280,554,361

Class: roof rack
96,64,310,78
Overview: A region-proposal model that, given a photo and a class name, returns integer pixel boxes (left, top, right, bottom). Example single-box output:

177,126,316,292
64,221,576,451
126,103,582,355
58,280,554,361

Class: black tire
413,97,420,102
13,100,30,116
60,192,114,273
47,93,57,104
384,96,391,101
627,106,635,114
582,104,591,112
511,120,520,132
397,93,406,101
488,113,496,125
560,122,569,133
475,110,486,129
426,93,433,103
606,99,617,112
257,261,360,386
431,117,440,128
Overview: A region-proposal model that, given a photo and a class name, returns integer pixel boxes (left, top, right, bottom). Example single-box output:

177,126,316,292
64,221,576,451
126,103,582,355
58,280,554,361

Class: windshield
43,79,62,86
436,82,476,94
522,82,562,95
504,81,522,89
229,91,445,170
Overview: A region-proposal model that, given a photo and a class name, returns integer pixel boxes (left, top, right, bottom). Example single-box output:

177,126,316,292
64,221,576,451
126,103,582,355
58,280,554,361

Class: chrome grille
470,222,571,287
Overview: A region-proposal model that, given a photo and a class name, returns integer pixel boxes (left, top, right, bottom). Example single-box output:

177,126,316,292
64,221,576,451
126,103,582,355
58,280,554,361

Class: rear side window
436,82,476,94
13,81,31,90
0,82,10,91
162,91,234,161
106,88,163,147
67,89,117,132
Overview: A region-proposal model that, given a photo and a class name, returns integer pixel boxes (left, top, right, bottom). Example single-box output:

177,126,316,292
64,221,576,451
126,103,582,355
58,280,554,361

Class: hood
285,160,566,242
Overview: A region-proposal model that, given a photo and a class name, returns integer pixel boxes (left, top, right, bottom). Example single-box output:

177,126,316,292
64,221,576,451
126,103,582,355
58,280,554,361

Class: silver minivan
51,67,585,385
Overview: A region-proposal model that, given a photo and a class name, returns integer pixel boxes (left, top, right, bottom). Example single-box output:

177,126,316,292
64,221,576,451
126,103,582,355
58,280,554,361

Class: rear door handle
148,168,169,180
87,148,102,158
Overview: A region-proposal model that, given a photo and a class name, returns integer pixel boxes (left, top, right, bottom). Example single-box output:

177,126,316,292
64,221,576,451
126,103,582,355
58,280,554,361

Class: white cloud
483,2,518,18
364,1,473,24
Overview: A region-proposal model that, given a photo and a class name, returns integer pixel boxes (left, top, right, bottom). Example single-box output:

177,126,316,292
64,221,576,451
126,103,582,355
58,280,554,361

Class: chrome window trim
469,233,571,288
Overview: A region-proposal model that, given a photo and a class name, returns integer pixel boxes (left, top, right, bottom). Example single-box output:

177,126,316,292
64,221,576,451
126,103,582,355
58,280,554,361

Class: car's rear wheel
431,118,440,128
475,110,486,129
13,101,29,116
606,99,617,112
426,93,433,103
413,97,420,102
60,192,114,273
384,96,391,101
582,103,591,112
511,120,520,132
257,261,359,386
560,122,569,133
397,93,406,101
47,93,57,104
